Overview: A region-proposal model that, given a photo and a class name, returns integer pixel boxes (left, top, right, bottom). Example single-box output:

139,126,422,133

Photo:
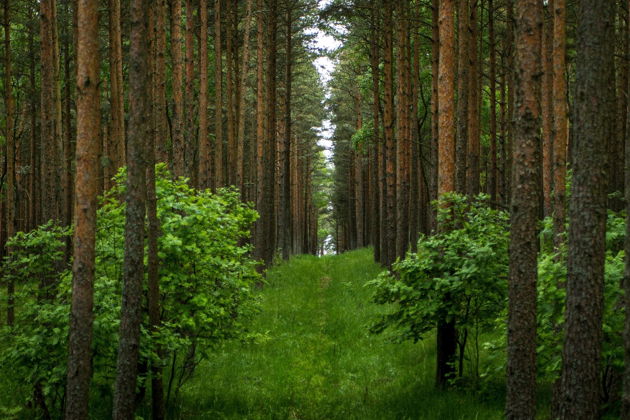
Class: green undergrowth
172,248,505,419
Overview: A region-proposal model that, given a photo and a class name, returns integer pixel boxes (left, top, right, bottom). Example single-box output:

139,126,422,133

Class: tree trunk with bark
108,0,125,189
4,0,15,326
65,0,100,416
505,1,542,418
455,0,469,195
541,0,553,218
171,0,185,177
436,0,457,389
558,1,614,417
552,0,567,248
214,0,224,188
383,0,396,267
113,0,150,416
198,0,210,189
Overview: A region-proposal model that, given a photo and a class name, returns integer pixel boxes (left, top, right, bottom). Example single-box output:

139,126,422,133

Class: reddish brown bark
455,0,469,194
236,0,254,192
65,0,100,416
488,0,497,203
506,0,542,417
436,0,457,389
171,0,185,177
466,0,480,196
184,0,195,181
280,4,293,258
430,0,439,232
214,0,224,188
226,0,237,186
198,0,210,188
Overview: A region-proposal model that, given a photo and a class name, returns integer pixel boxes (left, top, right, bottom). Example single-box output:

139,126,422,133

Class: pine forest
0,0,628,418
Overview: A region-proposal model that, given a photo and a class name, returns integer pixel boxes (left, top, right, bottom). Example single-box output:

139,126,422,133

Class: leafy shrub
0,165,260,416
485,211,626,405
368,193,509,379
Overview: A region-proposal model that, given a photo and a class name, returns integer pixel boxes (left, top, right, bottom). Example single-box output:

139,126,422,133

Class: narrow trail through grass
176,249,504,419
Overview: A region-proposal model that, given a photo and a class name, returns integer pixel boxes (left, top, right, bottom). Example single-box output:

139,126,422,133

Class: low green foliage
0,165,260,417
175,249,505,419
369,193,509,379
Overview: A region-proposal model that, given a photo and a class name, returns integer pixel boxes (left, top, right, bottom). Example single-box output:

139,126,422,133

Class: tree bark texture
505,0,542,418
558,0,614,417
113,0,149,416
65,0,100,417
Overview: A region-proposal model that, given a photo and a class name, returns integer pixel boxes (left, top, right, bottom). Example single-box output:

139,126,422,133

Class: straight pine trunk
198,0,210,188
65,0,100,417
505,0,542,417
171,0,185,177
436,0,457,389
558,0,614,417
113,0,150,416
108,0,125,189
552,0,567,248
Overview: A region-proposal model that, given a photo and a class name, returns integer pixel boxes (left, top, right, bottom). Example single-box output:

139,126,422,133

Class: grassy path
176,249,503,419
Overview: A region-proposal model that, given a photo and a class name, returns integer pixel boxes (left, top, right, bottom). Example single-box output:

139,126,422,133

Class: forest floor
172,248,505,419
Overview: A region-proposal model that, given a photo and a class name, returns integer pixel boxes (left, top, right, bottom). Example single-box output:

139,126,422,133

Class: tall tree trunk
409,10,421,247
466,0,480,195
558,1,614,417
40,0,63,224
61,1,75,231
254,0,265,258
488,0,497,203
552,0,567,248
436,0,457,389
65,0,100,416
505,1,542,418
113,0,149,416
214,0,224,188
4,0,15,326
280,4,293,259
28,15,39,230
154,0,168,164
623,2,630,415
505,1,515,207
184,0,195,181
383,0,396,267
171,0,185,177
395,0,410,258
108,0,125,189
430,0,439,232
455,0,469,194
262,0,277,265
148,6,165,419
236,0,253,193
198,0,210,188
225,0,237,186
541,0,553,218
369,0,382,263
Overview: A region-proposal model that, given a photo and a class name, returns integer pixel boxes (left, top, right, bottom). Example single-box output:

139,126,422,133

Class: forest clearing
1,0,629,418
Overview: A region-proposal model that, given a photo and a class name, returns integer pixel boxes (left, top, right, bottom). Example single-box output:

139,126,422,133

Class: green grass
172,248,505,419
